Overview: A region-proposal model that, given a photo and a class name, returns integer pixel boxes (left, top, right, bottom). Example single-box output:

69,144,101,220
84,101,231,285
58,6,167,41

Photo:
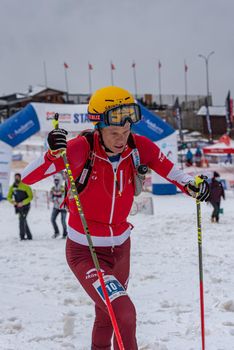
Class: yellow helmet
88,86,141,127
88,86,135,114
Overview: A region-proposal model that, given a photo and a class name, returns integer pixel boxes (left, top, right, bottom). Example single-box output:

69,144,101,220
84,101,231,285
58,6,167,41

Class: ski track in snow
0,185,234,349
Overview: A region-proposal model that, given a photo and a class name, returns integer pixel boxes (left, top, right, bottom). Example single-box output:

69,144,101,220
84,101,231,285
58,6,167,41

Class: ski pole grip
195,176,203,187
52,113,59,129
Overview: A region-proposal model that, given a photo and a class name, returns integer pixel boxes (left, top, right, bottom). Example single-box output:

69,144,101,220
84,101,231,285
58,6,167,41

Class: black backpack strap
127,133,136,149
74,131,140,194
75,130,95,194
128,133,140,169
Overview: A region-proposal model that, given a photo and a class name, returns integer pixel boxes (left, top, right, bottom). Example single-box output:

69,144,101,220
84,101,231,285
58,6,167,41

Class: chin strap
97,127,115,153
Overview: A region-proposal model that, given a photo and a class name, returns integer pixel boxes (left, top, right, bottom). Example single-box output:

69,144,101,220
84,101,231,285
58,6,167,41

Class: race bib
93,275,127,303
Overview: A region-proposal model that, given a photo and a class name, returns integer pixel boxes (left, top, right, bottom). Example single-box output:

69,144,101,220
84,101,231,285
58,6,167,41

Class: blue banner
132,103,174,141
0,104,40,147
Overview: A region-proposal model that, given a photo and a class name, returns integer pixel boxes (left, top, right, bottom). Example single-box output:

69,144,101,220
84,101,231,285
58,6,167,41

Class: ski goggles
88,103,142,126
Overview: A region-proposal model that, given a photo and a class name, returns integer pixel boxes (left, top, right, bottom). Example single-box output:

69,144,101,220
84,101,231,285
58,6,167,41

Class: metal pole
198,52,215,142
133,65,138,98
198,51,215,105
184,60,188,105
158,61,162,106
43,61,48,88
64,68,69,102
88,68,92,95
110,61,114,86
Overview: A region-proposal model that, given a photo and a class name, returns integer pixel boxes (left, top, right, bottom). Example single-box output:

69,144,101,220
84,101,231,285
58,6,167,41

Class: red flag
111,62,115,70
219,134,231,146
88,62,93,70
158,60,162,69
132,61,136,68
184,63,188,72
64,62,69,69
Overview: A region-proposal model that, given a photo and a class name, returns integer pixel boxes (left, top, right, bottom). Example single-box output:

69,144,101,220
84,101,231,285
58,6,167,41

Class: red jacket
22,131,192,246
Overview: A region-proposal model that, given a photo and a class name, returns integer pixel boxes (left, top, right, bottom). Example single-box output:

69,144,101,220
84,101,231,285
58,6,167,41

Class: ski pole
195,175,205,350
52,114,125,350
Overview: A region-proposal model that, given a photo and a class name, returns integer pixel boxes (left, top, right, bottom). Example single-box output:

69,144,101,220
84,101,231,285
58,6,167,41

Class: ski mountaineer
21,86,210,349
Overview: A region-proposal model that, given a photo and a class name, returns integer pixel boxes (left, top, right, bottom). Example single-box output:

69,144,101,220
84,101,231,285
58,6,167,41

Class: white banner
31,103,93,132
0,141,12,198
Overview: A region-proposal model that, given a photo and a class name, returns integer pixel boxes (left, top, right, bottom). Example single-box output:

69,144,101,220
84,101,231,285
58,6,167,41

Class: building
0,86,66,122
197,106,230,137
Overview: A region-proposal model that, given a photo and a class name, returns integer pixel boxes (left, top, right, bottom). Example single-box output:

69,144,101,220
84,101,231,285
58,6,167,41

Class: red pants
66,237,138,349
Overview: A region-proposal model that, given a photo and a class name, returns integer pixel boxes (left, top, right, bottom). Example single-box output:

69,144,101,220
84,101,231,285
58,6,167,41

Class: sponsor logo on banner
46,112,71,123
7,120,35,140
132,103,174,142
0,104,40,147
44,111,90,124
73,113,90,124
144,117,164,135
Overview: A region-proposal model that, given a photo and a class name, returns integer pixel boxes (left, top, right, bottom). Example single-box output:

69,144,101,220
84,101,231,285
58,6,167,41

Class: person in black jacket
209,171,225,223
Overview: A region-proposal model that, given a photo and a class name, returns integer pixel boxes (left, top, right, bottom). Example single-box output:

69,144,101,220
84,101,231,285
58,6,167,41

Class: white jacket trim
68,225,131,247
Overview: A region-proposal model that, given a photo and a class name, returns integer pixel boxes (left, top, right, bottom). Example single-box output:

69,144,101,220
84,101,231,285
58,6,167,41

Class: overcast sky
1,0,234,105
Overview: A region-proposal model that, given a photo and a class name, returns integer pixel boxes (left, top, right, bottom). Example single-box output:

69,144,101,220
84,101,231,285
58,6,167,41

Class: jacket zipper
95,153,131,244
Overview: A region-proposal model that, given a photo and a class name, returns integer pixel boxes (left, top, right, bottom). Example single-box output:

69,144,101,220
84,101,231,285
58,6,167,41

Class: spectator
194,146,202,167
185,147,193,166
50,174,68,238
7,173,33,240
225,153,232,164
209,171,225,223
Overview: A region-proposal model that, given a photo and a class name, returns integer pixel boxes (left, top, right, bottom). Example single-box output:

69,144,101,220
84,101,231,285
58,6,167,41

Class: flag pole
158,60,162,106
184,60,188,105
43,61,48,88
132,61,138,98
110,61,114,85
88,62,93,95
64,63,69,102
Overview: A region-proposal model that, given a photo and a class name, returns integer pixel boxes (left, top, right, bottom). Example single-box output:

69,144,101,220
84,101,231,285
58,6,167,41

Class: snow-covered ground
1,171,234,349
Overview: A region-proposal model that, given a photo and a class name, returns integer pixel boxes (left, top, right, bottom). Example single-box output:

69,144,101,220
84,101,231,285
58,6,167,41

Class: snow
1,154,234,349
